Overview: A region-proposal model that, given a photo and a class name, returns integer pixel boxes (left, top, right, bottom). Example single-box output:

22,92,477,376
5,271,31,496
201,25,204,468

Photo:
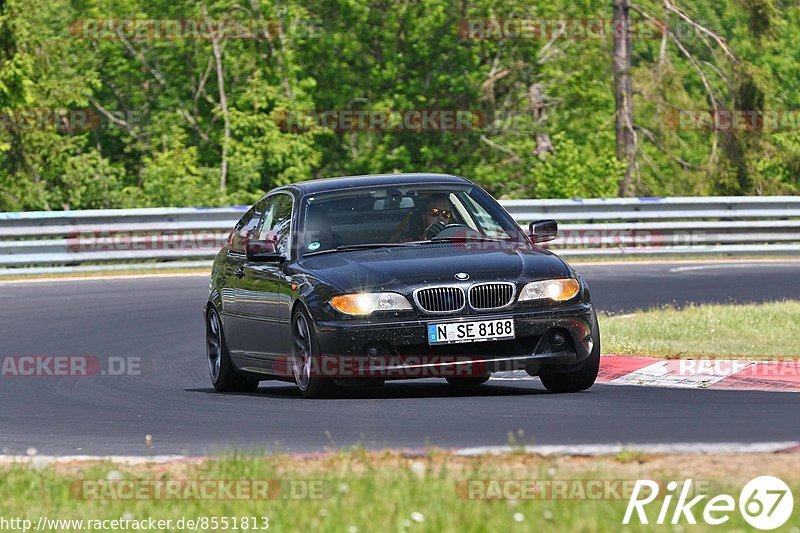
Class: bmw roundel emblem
454,272,470,281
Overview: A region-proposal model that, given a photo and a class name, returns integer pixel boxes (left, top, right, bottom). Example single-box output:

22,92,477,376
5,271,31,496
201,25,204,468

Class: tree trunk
211,30,229,192
613,0,636,196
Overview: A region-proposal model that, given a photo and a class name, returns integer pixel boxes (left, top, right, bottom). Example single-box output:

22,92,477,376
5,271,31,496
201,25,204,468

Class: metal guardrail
1,197,799,272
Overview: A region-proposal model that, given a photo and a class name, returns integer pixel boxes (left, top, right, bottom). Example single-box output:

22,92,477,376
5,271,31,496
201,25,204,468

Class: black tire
206,307,259,393
446,376,490,386
292,307,336,398
540,309,600,393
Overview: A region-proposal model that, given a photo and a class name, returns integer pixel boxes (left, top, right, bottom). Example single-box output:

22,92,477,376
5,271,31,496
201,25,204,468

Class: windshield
299,184,525,255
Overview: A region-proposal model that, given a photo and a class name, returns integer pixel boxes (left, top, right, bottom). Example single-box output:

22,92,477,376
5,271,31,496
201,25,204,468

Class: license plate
427,319,515,345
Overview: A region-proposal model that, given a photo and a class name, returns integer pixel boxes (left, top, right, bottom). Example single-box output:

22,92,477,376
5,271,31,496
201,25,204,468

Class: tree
613,0,636,196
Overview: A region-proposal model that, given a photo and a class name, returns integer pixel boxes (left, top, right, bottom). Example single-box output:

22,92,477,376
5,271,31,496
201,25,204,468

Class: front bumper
310,303,595,379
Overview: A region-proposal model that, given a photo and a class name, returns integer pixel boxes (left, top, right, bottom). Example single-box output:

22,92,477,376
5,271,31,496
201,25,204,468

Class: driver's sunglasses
429,208,452,219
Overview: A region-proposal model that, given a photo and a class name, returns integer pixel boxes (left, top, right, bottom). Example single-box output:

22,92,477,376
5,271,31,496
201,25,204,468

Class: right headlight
518,278,580,302
329,292,413,315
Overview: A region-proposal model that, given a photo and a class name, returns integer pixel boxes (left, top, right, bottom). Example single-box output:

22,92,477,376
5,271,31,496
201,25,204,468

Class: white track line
0,272,209,285
2,442,798,463
0,455,195,466
576,258,800,268
454,442,800,456
670,262,800,273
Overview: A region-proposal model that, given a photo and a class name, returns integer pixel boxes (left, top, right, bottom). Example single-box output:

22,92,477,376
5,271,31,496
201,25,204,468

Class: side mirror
528,219,558,243
245,240,285,262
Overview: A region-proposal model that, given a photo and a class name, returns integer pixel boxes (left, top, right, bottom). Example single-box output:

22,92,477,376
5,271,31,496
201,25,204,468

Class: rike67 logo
623,476,794,530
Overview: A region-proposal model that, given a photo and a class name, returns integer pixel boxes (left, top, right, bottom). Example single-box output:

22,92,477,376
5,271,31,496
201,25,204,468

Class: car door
220,199,268,357
237,193,295,367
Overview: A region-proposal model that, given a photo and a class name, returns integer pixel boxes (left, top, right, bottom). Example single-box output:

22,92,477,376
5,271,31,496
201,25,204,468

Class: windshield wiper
303,242,419,257
420,236,508,244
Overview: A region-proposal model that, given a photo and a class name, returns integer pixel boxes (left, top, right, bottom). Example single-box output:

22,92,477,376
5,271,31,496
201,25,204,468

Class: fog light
550,332,566,347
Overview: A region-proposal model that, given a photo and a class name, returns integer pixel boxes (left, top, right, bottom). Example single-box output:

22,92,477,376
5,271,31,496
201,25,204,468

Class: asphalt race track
1,260,799,456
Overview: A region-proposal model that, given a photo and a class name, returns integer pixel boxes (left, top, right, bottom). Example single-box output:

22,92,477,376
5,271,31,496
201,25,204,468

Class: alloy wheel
292,313,313,390
206,309,222,382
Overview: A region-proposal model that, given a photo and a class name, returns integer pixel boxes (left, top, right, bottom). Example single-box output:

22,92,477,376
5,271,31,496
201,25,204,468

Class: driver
391,194,454,241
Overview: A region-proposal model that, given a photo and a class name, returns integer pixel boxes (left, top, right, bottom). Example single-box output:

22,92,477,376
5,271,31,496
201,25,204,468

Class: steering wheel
426,222,471,239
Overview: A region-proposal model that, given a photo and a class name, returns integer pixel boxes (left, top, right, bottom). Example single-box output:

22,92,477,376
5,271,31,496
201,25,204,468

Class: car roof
276,173,472,196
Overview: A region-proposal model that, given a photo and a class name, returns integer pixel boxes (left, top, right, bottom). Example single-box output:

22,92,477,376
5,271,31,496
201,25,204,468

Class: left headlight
518,278,580,302
329,292,413,315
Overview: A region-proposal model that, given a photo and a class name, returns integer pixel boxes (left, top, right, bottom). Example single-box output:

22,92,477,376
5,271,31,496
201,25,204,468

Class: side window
257,194,293,256
459,192,511,239
228,199,267,253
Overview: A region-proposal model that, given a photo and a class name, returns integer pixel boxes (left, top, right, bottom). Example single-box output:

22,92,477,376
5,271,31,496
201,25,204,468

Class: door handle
235,267,245,278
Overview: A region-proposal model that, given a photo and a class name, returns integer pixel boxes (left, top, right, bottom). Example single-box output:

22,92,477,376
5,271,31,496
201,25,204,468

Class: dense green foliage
0,0,798,210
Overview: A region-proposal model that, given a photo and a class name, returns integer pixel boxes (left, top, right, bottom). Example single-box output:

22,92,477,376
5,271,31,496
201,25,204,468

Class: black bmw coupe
205,173,599,397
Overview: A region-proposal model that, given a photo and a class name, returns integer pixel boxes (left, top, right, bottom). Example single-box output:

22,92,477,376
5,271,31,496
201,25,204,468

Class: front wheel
292,308,336,398
539,310,600,393
206,307,259,393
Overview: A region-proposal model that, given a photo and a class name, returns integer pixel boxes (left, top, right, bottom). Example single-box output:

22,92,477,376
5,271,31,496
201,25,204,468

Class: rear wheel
292,308,336,398
540,310,600,393
206,307,259,393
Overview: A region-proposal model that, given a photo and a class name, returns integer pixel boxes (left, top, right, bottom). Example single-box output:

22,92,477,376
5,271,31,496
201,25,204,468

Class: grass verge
600,301,800,358
1,451,798,532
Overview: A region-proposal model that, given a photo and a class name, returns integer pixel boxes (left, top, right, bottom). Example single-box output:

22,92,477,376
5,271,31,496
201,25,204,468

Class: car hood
298,243,572,293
